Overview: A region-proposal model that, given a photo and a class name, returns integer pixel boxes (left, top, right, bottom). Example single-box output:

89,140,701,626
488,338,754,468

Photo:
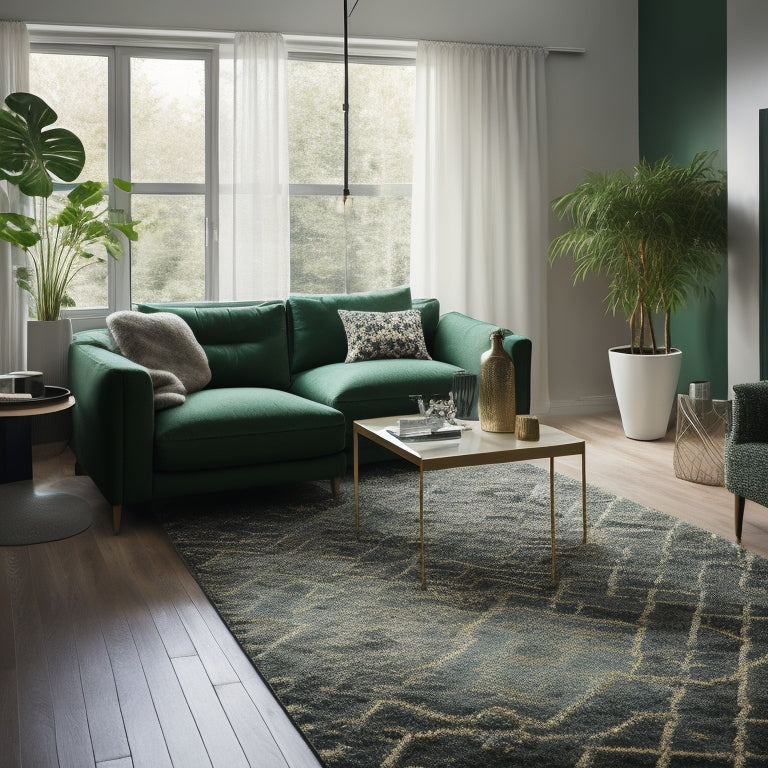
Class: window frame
28,41,116,325
286,37,415,202
29,28,219,329
285,38,416,294
27,27,416,320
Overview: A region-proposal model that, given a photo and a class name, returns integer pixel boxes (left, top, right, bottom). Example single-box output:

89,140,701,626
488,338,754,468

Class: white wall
3,0,639,413
544,5,637,413
727,0,765,389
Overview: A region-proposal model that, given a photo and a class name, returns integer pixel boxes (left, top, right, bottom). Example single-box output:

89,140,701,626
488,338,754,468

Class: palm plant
0,91,138,320
549,152,727,354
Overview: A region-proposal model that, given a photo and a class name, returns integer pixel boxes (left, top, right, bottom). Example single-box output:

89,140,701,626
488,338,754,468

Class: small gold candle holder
516,415,539,441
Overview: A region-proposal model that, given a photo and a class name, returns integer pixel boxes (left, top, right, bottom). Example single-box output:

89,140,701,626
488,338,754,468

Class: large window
127,54,209,304
30,41,213,318
287,57,414,294
29,51,110,309
29,32,414,316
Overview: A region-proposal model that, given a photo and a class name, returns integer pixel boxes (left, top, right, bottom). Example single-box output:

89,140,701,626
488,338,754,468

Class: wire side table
673,393,731,486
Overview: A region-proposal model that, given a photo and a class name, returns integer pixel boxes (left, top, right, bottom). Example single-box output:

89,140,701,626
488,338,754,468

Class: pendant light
342,0,360,208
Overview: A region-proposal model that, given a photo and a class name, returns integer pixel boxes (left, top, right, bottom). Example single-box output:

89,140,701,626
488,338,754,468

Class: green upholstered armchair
724,381,768,542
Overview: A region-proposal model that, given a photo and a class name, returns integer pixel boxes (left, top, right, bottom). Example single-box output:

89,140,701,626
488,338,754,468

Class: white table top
354,416,584,470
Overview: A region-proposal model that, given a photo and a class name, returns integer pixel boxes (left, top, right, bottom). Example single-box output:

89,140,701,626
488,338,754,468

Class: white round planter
608,346,682,441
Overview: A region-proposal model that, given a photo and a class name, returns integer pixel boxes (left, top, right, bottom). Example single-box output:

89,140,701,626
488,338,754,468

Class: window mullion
290,183,411,198
112,48,132,311
31,34,215,311
206,51,218,302
130,183,207,195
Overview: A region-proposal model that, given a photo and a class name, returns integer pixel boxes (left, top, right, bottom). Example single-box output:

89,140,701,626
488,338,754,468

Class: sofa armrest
68,339,156,507
432,312,532,414
730,381,768,445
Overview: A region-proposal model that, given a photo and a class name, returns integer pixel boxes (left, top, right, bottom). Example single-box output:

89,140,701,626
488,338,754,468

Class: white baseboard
545,396,618,417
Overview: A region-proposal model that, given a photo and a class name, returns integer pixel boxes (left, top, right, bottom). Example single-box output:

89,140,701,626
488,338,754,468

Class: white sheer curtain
410,41,550,414
0,21,29,373
219,32,290,300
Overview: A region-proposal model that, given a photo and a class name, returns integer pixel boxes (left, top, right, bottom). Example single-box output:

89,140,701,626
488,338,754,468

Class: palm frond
549,151,726,353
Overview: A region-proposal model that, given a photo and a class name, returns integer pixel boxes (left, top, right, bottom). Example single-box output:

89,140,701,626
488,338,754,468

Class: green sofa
68,286,531,532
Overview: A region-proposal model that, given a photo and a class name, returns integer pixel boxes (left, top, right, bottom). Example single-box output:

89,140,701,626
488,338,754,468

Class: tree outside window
288,58,414,294
29,38,415,311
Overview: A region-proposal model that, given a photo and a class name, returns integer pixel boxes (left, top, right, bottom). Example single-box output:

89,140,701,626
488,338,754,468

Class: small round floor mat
0,480,92,545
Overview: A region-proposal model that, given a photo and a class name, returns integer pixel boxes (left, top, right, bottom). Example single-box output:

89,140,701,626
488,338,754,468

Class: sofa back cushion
136,301,290,390
286,285,413,373
412,297,440,352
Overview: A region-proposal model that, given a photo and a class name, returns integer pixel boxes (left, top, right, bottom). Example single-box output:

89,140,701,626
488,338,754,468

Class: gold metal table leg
550,456,556,585
354,428,360,539
420,467,426,590
581,447,587,544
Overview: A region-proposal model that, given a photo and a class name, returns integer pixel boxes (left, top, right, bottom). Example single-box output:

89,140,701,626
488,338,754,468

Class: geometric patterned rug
160,461,768,768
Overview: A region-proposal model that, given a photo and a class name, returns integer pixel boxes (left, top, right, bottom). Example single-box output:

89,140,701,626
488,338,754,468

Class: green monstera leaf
0,211,40,249
0,91,85,198
0,93,140,320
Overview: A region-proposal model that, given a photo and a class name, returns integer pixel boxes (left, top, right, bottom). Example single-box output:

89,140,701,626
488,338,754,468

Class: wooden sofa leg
113,505,123,535
734,494,746,544
331,476,341,499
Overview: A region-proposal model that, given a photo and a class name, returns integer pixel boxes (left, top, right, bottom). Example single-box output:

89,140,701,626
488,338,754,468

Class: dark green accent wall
638,0,728,398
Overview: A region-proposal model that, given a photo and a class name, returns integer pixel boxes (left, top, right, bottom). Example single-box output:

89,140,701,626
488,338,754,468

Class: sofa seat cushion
153,388,346,472
290,358,463,439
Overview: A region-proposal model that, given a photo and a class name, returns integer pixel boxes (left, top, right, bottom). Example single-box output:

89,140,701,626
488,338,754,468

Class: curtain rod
547,47,586,54
27,26,586,55
418,40,586,54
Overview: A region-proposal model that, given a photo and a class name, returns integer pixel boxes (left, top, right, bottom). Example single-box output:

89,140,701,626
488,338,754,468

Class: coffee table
353,416,586,588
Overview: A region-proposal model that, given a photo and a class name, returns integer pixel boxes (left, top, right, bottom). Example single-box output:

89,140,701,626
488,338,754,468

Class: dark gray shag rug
160,461,768,768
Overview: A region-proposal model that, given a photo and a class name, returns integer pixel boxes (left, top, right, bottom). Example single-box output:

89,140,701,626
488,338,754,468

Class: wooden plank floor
0,446,322,768
2,412,767,768
545,412,768,557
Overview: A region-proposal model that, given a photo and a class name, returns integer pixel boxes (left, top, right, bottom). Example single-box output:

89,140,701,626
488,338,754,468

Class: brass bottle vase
478,330,516,432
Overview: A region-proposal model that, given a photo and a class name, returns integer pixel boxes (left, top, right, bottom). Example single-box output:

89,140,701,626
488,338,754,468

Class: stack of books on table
0,372,44,403
388,417,463,443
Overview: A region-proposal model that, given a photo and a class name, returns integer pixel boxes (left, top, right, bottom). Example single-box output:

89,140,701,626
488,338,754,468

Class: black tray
0,385,71,409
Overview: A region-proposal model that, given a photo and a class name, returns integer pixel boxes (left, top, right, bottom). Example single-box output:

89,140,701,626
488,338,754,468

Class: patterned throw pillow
338,309,432,363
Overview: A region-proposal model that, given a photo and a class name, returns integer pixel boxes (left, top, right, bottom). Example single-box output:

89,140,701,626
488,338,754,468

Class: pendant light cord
342,0,360,292
343,0,351,203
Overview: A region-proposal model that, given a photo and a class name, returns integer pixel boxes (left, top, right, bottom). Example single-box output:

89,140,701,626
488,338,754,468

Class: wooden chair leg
112,504,123,534
734,494,746,544
331,476,341,499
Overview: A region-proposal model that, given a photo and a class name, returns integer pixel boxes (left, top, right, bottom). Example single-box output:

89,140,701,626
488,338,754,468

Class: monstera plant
0,91,139,320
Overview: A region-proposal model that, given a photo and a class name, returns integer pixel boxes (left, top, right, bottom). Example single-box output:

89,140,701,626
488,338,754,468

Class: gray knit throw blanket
106,311,212,410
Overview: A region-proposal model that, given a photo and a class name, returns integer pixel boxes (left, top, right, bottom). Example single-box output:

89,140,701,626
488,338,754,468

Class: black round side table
0,391,92,545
